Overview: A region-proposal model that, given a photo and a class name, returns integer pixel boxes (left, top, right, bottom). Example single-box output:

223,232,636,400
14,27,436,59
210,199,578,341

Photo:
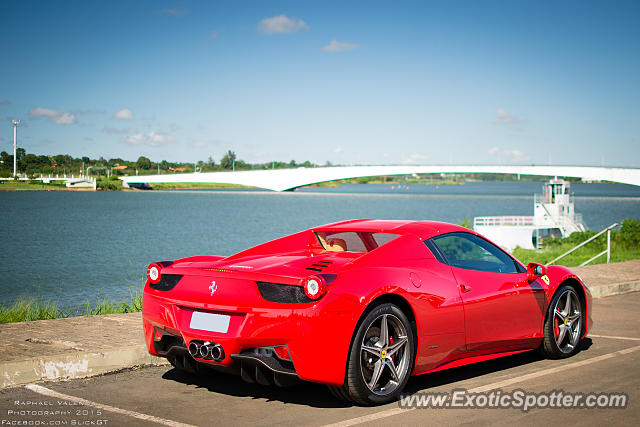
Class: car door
429,232,546,352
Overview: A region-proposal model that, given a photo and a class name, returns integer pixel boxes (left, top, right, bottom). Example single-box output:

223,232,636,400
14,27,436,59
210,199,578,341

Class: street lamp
11,120,20,177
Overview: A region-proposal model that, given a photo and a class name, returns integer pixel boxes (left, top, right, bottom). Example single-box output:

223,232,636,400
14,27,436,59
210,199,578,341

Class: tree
136,156,152,170
207,156,215,167
16,148,26,162
220,150,237,170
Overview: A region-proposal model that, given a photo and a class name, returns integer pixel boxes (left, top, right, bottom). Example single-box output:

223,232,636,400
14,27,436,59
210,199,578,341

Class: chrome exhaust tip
188,341,200,357
199,342,212,359
211,344,225,361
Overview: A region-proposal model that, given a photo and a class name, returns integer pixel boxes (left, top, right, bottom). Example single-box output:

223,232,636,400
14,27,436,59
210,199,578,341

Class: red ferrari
142,219,592,405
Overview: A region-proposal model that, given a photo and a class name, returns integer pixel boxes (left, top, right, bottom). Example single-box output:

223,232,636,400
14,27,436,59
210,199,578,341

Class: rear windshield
315,231,400,252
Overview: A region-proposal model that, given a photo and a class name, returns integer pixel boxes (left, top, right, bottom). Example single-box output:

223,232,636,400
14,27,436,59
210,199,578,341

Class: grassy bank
303,175,465,188
150,182,251,190
513,219,640,266
0,293,142,324
0,180,68,190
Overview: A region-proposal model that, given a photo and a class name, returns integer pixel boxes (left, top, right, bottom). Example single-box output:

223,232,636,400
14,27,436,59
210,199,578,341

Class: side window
430,233,519,273
371,233,399,247
316,231,368,252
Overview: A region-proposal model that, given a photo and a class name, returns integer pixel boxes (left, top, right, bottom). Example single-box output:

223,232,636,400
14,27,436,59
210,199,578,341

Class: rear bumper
142,288,361,386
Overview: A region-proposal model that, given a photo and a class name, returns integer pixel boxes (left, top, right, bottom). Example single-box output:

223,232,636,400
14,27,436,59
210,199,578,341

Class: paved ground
0,313,165,388
1,291,638,426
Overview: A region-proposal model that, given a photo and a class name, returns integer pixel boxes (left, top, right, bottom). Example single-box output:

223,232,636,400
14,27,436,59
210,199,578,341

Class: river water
1,181,639,308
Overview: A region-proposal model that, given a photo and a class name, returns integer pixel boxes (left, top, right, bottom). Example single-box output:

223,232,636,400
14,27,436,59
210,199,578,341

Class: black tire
329,303,415,405
539,284,584,359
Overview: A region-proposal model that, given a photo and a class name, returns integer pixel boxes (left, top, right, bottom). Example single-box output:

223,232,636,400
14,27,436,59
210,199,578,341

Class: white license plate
189,312,230,333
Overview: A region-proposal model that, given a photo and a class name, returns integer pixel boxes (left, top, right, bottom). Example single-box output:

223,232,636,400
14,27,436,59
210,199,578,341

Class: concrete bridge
119,165,640,192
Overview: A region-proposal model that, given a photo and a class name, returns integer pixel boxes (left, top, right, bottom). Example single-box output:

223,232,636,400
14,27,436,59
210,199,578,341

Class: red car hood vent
305,260,333,272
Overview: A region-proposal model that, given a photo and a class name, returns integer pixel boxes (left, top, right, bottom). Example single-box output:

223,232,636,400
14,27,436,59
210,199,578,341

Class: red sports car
142,219,592,405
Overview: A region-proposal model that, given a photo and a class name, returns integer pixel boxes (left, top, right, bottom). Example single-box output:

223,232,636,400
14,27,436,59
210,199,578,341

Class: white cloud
403,153,429,164
162,9,187,17
125,131,173,147
210,30,218,39
113,109,133,120
488,146,500,156
258,15,309,34
28,107,77,125
488,146,530,163
333,147,343,153
322,39,359,52
493,107,521,125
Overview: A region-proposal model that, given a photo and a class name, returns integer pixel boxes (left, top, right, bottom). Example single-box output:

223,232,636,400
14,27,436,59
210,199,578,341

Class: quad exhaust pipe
188,340,225,361
188,341,200,357
211,344,224,361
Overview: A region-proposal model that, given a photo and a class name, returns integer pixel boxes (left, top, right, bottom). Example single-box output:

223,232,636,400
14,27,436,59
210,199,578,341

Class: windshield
315,231,400,252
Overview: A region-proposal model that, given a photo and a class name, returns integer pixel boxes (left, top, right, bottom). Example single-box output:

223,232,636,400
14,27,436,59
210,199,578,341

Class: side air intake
305,260,333,272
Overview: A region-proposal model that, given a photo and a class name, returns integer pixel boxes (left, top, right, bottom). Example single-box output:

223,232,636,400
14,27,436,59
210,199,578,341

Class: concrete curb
1,345,168,389
589,281,640,299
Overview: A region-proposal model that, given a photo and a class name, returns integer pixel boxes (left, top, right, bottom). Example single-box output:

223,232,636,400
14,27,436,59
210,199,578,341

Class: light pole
11,120,20,177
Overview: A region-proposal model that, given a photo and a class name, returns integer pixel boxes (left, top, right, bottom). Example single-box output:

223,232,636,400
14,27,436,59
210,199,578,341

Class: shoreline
0,187,97,191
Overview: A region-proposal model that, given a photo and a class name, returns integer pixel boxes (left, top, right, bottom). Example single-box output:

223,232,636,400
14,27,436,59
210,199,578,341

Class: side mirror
527,262,547,283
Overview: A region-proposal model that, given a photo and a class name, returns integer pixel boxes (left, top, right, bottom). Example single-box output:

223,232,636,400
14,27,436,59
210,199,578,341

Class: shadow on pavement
161,368,351,408
161,338,593,407
407,337,593,393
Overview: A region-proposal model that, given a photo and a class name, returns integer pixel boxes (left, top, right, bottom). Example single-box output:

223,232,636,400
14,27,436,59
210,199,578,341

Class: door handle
459,284,471,293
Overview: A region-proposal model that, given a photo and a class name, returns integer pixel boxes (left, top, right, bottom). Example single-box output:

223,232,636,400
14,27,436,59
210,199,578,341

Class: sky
0,0,638,167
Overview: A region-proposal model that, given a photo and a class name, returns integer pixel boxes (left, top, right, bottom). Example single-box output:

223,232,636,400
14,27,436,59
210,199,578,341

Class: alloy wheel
553,288,582,353
360,313,410,396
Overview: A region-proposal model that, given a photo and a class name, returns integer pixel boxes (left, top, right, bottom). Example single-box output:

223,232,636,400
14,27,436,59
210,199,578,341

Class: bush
616,219,640,249
97,177,123,191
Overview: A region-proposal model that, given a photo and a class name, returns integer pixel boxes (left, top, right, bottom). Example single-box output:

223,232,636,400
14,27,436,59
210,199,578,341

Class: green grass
97,176,124,191
0,180,67,190
512,218,640,267
303,176,465,187
150,182,250,190
513,245,640,267
0,292,143,324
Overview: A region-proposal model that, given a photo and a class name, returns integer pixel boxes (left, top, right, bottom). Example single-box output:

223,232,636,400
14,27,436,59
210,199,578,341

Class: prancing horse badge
209,280,217,296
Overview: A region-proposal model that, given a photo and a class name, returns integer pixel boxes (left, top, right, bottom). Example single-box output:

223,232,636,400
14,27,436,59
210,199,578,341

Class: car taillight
302,275,326,300
147,263,162,284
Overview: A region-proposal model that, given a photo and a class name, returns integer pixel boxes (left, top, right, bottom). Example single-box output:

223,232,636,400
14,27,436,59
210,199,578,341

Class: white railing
546,223,619,266
474,216,535,227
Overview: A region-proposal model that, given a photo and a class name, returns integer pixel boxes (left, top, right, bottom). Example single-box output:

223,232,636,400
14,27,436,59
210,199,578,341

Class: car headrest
327,238,347,252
